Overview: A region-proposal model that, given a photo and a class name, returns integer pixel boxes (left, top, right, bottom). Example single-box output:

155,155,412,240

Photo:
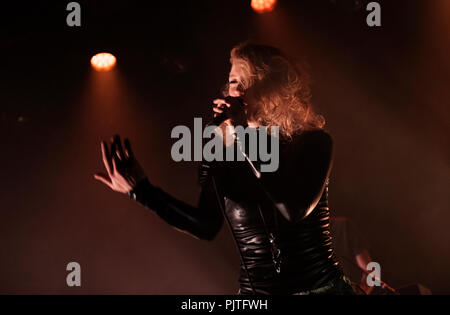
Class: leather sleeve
129,175,224,241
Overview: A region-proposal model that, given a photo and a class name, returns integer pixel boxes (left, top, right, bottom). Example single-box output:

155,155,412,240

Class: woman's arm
94,135,224,241
129,176,224,241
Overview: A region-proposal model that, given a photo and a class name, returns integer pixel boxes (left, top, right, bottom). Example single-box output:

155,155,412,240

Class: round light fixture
251,0,277,13
91,52,117,72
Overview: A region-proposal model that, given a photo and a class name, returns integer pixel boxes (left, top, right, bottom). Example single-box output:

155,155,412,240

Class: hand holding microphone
210,96,261,179
212,96,248,127
211,96,248,148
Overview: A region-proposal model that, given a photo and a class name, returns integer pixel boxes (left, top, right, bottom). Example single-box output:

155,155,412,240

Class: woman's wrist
127,177,151,201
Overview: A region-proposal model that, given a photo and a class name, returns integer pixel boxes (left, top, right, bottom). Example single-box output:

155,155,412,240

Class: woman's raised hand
94,135,147,194
212,98,233,126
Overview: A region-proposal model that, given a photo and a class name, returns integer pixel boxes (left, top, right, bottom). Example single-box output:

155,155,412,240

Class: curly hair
223,42,325,139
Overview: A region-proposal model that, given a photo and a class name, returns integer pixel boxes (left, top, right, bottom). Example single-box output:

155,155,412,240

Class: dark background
1,0,449,294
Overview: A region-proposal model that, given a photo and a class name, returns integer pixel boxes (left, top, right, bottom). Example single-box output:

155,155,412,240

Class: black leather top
222,178,341,294
131,129,343,294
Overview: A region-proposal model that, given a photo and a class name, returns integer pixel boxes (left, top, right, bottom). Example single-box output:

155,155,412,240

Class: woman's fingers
94,173,113,188
101,141,113,175
96,135,140,194
114,135,126,161
110,140,118,162
212,99,235,120
112,155,119,173
213,99,231,107
110,136,121,162
124,138,134,159
213,99,230,115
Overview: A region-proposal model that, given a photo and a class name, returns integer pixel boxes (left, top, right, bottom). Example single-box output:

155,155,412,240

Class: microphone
209,96,247,127
212,106,231,126
206,96,260,178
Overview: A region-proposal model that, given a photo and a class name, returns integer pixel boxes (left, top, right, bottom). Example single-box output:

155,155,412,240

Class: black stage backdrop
0,0,449,295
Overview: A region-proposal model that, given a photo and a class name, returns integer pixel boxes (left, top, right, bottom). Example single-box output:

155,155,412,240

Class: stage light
90,53,117,72
251,0,277,13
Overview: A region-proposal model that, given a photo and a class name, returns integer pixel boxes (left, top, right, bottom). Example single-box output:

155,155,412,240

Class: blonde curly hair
223,42,325,139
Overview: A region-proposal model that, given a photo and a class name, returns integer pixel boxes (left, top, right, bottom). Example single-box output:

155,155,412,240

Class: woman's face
227,62,260,128
228,63,244,97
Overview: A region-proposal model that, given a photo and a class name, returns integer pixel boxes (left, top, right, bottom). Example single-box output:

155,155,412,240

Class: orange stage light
251,0,277,13
90,53,117,72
